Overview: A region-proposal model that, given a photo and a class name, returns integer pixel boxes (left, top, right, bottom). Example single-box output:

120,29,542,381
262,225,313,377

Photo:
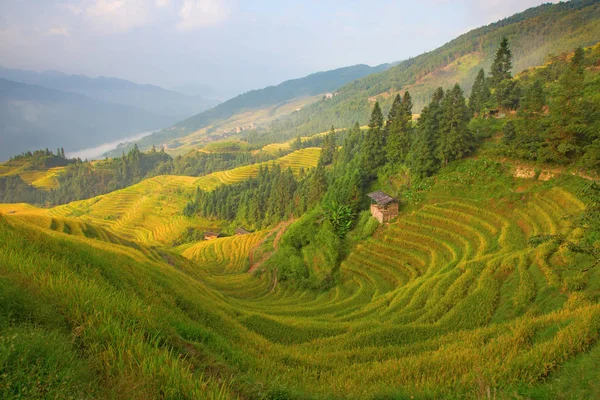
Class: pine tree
387,91,413,165
292,136,303,151
402,91,413,124
362,101,386,172
489,37,520,110
437,84,474,166
502,121,517,144
469,69,491,115
490,37,513,87
546,46,587,161
520,79,546,117
308,162,327,205
386,94,402,126
319,126,337,166
410,88,444,178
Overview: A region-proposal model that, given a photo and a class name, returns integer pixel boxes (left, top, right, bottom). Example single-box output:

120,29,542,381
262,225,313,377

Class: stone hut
367,191,399,223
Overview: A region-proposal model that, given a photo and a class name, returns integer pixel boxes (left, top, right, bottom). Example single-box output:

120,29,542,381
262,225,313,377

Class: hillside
247,0,600,142
0,148,320,246
128,63,390,152
0,66,219,119
1,160,599,398
0,78,176,161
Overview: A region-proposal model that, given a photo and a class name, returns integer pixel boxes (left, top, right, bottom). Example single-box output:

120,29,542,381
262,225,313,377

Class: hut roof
235,227,250,235
367,191,396,205
204,231,221,237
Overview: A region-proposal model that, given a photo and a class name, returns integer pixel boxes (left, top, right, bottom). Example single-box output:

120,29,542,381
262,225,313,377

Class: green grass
0,157,598,399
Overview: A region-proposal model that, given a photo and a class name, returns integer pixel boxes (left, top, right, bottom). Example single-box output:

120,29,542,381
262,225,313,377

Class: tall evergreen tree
386,94,402,127
387,91,413,165
402,91,413,124
319,126,338,166
520,79,546,117
546,46,588,161
502,121,517,144
490,37,513,87
362,101,386,172
437,84,474,166
489,37,520,109
410,88,444,178
469,69,491,114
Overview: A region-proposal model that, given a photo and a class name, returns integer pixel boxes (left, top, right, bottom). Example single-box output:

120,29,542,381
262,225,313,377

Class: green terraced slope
1,161,598,399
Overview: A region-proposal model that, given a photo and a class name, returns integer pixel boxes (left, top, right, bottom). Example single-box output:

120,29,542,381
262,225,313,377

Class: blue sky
0,0,557,97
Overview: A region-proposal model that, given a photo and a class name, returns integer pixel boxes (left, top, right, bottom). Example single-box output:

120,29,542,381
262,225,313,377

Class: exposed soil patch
247,219,295,274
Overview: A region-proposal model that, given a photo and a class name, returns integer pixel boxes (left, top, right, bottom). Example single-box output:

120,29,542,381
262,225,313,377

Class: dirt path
247,218,295,274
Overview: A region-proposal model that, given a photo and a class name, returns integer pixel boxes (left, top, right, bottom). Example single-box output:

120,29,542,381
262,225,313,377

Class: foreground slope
2,158,599,399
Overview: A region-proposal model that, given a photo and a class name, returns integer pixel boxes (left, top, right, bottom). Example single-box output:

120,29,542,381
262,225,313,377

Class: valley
1,1,600,399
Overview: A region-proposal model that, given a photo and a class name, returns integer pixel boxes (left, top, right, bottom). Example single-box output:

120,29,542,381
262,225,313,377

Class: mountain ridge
0,78,174,161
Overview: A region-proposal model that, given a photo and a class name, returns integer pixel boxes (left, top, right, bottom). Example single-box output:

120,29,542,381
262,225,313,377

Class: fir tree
520,79,546,117
410,88,444,178
469,69,490,115
362,101,386,172
502,121,517,144
546,46,588,161
437,84,474,166
387,91,413,165
489,37,520,110
490,37,513,87
319,126,337,166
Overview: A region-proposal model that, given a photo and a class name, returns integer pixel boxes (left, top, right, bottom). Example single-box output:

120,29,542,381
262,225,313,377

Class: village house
235,227,250,236
204,231,221,240
367,191,399,223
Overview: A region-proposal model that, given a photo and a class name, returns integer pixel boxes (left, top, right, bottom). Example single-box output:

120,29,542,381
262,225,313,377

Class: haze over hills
129,63,391,152
246,0,600,142
0,66,219,119
0,67,222,161
121,0,600,154
0,78,174,161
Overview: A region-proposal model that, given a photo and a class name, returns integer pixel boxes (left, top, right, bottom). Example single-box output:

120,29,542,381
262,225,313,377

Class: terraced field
195,147,320,190
165,183,598,398
1,167,598,398
0,159,64,190
0,148,320,246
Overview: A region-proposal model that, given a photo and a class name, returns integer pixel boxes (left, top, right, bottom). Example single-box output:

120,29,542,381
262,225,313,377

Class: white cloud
64,0,151,33
155,0,169,7
177,0,230,31
46,27,70,36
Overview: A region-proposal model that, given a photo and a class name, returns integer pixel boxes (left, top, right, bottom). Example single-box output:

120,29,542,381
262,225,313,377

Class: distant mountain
168,83,221,100
0,78,174,161
251,0,600,141
0,67,219,119
133,63,391,148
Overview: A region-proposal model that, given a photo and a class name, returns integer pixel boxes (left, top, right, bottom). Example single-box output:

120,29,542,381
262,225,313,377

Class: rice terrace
1,0,600,399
